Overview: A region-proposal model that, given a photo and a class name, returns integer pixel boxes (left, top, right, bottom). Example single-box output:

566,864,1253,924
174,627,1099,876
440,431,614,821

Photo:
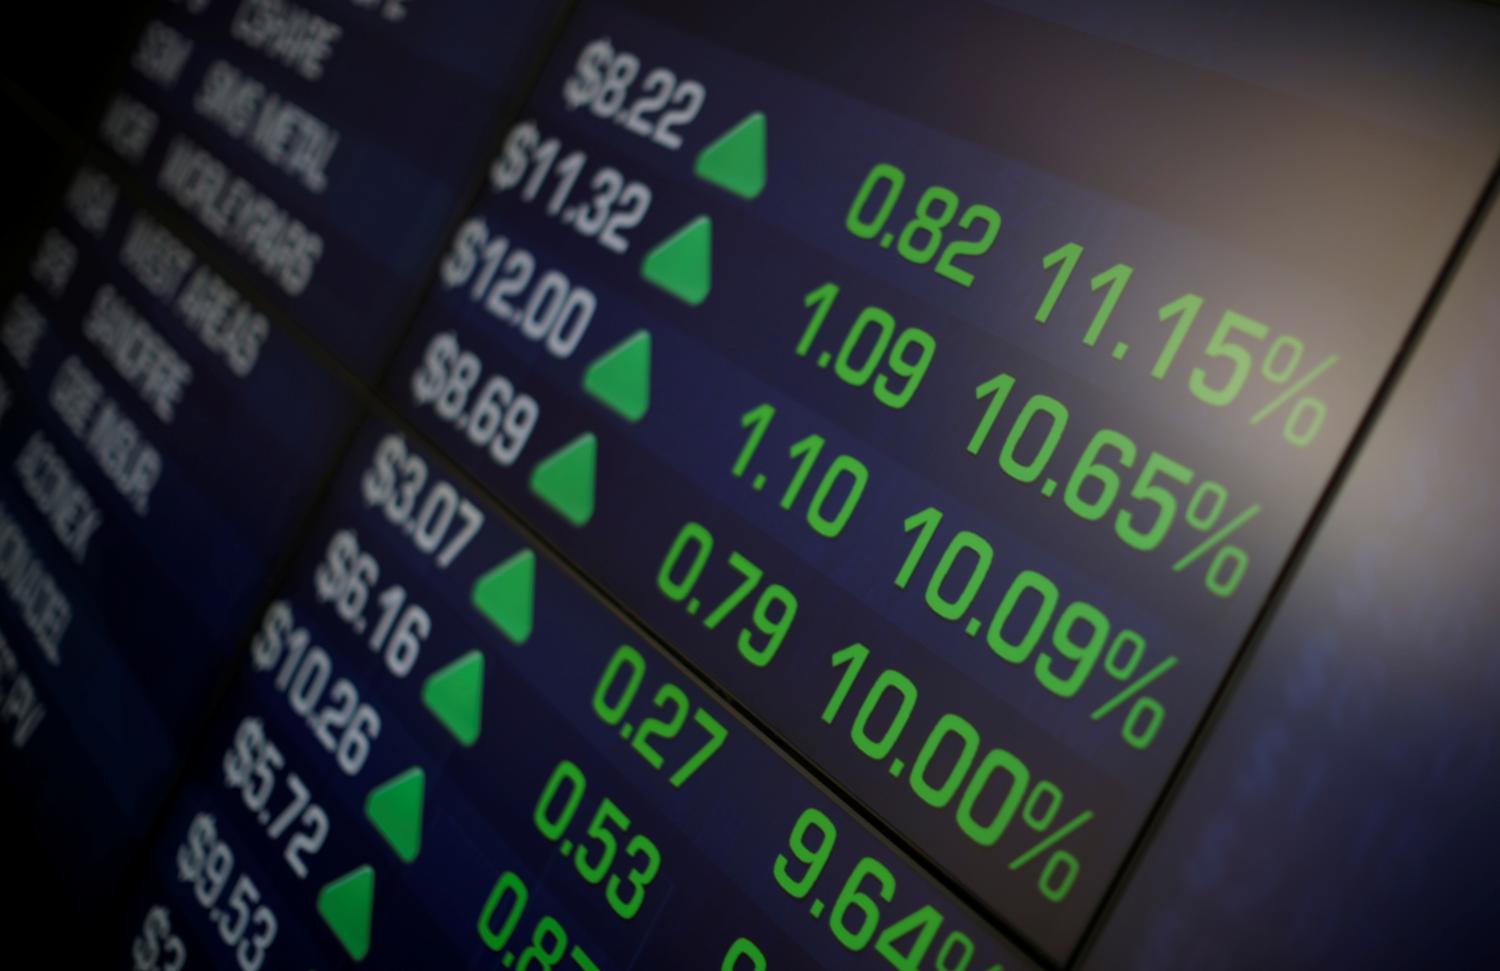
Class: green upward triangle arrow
694,111,766,200
471,549,535,644
364,767,425,864
422,651,484,747
582,331,651,423
317,865,375,962
640,217,711,306
529,433,597,527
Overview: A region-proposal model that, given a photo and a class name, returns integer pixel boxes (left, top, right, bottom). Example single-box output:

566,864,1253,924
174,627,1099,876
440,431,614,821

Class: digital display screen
2,0,1499,968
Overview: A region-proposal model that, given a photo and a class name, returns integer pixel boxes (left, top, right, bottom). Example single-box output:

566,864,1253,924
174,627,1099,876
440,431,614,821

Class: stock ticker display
1,0,1499,968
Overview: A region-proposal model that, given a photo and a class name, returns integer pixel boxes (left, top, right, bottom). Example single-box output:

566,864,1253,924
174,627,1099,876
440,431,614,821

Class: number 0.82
844,163,1000,288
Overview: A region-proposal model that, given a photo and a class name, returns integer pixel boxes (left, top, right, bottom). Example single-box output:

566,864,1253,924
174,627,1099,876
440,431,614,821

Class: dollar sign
251,601,292,672
132,908,169,971
242,718,265,765
176,814,214,882
562,38,613,110
131,930,159,971
491,121,540,192
173,840,197,883
222,734,245,789
313,532,348,603
361,436,398,507
143,906,174,970
412,333,457,406
223,717,260,788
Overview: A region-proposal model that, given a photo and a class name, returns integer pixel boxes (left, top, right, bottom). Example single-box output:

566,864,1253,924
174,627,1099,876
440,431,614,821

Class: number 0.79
656,522,797,666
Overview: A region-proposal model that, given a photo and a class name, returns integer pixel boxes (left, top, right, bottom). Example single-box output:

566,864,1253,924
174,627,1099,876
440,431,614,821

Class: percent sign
1007,781,1092,903
1171,481,1259,598
1089,631,1177,750
1250,336,1337,447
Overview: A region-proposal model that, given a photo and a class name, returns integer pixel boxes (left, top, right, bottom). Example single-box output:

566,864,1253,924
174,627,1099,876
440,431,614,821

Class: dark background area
0,3,146,293
0,5,144,955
